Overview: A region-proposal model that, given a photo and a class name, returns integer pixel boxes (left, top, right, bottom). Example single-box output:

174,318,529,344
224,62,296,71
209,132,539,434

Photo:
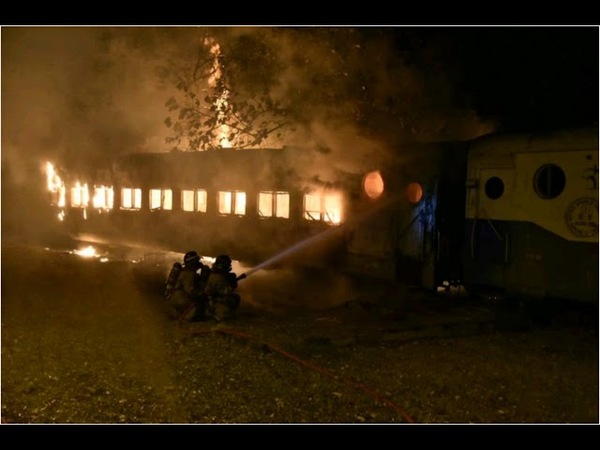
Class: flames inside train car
44,141,470,291
44,127,598,307
50,147,360,270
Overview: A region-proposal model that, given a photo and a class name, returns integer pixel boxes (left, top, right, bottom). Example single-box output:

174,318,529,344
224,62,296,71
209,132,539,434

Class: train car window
218,191,232,214
303,192,342,224
149,188,173,210
70,182,89,208
121,188,142,210
406,182,424,204
323,193,342,224
53,185,66,207
182,189,207,212
218,190,246,215
484,177,504,200
92,186,114,210
276,192,290,219
534,164,566,199
182,190,195,211
234,192,246,215
196,190,208,212
258,191,290,219
258,192,273,217
304,193,322,221
46,162,66,207
363,171,384,199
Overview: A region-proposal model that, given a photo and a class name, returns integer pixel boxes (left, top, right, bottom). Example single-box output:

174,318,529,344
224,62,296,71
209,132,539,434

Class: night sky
391,26,598,133
0,26,597,181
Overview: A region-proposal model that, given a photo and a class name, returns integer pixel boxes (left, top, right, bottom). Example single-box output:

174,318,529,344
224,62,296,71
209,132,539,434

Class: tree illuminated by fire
163,33,293,151
158,28,494,152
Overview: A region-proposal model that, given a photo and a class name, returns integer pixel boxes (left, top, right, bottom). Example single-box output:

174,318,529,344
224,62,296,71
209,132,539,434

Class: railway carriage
48,126,599,307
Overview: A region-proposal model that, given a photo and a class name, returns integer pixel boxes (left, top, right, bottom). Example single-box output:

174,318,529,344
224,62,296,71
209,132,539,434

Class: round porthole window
363,170,384,199
406,182,424,204
534,164,566,199
484,176,504,200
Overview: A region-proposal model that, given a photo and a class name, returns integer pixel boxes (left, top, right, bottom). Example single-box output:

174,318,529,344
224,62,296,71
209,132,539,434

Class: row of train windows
64,187,342,224
484,163,571,200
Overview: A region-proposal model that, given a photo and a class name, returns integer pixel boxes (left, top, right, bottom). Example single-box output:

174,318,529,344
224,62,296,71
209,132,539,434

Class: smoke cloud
1,26,495,246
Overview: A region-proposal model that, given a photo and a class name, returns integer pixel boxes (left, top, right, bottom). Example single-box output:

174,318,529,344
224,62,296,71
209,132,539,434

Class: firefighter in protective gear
166,251,210,321
204,254,241,321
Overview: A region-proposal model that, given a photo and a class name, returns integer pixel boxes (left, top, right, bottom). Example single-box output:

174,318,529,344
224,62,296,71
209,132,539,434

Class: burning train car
45,126,599,307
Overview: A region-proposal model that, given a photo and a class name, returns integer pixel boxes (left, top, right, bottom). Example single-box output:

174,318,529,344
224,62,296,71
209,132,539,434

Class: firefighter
166,250,211,321
204,254,241,321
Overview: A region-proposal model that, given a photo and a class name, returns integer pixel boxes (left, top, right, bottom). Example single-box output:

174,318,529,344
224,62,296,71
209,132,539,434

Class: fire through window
150,188,173,210
182,189,208,212
218,190,246,216
303,191,343,225
45,161,67,221
92,186,114,210
258,191,290,219
71,182,89,208
121,188,142,210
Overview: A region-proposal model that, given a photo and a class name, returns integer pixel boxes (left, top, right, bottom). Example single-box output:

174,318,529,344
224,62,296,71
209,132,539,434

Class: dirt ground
1,240,598,425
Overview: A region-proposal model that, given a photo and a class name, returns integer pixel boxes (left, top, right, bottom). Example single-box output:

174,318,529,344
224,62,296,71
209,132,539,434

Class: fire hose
176,303,416,423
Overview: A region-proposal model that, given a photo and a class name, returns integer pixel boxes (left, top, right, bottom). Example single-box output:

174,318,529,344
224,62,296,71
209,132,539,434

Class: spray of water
241,194,402,279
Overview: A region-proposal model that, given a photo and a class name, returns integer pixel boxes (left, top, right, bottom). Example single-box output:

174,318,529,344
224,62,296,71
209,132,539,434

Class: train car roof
469,126,599,157
111,146,346,190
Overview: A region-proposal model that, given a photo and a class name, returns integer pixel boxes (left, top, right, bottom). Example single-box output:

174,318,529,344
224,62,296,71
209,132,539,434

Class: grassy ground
1,242,598,424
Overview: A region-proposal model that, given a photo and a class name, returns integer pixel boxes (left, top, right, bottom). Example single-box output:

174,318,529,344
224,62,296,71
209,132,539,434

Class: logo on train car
564,197,599,238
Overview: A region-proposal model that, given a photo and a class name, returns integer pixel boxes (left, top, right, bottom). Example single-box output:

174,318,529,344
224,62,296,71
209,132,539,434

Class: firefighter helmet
213,254,232,272
184,251,201,267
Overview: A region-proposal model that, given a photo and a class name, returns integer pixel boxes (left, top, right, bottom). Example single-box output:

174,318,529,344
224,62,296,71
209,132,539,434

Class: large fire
45,161,66,221
205,37,231,148
45,161,116,222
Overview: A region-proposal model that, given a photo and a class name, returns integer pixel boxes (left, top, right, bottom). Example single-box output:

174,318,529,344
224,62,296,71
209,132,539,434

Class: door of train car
343,141,468,290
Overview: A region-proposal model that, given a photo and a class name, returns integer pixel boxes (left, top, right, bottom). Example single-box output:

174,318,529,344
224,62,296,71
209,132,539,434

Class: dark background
391,26,598,132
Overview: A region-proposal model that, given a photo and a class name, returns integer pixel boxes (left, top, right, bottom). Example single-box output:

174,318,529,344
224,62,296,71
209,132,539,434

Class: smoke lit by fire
5,27,501,255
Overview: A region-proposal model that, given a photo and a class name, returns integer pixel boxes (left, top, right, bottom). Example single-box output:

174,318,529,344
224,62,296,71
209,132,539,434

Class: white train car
462,126,599,305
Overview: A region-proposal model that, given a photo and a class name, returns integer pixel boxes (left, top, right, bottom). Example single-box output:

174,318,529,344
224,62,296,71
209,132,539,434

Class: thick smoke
1,26,495,250
2,27,494,180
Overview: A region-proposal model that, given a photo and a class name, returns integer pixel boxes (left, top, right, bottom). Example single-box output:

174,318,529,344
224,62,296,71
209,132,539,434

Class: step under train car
461,126,599,308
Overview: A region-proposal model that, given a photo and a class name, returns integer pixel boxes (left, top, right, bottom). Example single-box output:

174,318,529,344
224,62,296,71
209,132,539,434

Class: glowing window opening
218,190,246,216
53,185,66,207
303,192,342,225
70,182,89,208
304,193,321,221
276,192,290,218
45,161,67,207
258,191,290,219
406,182,424,204
182,189,208,212
150,188,173,210
121,188,142,210
92,186,114,210
363,170,384,199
